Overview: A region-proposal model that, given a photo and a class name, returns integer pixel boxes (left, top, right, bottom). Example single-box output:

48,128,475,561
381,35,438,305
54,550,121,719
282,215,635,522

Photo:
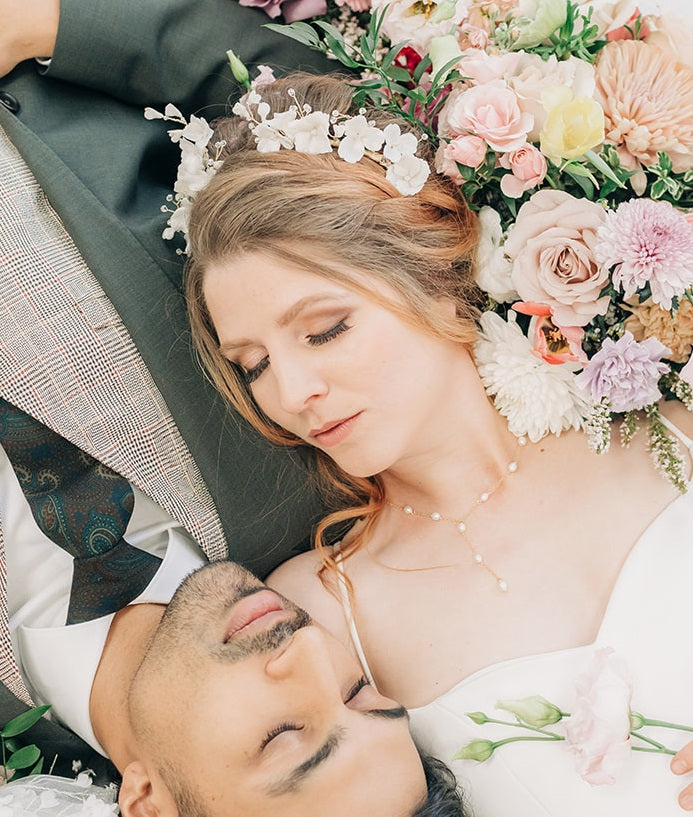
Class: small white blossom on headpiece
144,104,224,252
232,88,430,196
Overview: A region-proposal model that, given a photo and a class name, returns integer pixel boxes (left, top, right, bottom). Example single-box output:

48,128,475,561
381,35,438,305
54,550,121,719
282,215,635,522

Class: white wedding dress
340,425,693,816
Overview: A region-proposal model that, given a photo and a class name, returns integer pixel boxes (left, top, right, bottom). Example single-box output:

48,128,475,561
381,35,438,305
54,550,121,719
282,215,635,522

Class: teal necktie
0,398,162,624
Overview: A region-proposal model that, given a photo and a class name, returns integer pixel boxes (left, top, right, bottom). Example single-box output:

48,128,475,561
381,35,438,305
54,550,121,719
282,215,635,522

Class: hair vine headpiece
231,87,430,197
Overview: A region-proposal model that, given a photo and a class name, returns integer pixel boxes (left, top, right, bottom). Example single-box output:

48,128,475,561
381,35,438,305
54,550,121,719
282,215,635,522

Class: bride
184,73,693,815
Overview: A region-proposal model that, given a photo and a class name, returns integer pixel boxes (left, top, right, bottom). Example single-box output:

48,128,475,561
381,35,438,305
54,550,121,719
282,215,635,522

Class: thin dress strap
334,555,377,687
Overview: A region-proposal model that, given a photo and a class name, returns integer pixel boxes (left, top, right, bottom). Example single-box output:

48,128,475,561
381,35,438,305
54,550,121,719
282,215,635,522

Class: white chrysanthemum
382,123,418,162
475,206,517,303
385,154,430,195
337,115,384,162
474,312,590,441
285,111,332,154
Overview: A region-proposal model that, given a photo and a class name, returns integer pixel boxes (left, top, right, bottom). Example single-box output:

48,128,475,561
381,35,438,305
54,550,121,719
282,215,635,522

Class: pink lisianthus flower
499,144,547,198
595,198,693,311
576,331,670,412
513,302,587,365
565,648,633,786
443,81,533,153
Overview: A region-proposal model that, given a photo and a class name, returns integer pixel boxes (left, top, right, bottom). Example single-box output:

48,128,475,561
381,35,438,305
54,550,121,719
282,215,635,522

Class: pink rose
239,0,326,21
443,81,534,152
503,189,610,327
513,302,587,365
434,143,464,185
565,648,633,786
499,144,547,198
449,135,487,168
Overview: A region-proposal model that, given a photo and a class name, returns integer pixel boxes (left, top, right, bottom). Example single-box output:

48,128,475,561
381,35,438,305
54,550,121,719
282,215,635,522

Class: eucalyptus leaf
263,22,322,49
6,744,41,771
1,705,51,738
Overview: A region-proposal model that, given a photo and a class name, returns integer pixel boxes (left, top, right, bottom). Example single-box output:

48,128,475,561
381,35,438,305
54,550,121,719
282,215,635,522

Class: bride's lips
309,412,362,448
224,590,293,642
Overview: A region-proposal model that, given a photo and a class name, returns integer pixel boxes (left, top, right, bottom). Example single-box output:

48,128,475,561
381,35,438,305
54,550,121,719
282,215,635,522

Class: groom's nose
264,625,340,698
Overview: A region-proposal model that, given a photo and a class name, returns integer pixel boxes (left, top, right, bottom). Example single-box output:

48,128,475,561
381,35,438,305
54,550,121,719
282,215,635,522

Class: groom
93,560,463,817
0,0,333,773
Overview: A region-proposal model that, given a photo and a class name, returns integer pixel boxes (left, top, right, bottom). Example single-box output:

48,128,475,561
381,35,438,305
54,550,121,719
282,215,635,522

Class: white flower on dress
475,206,517,303
285,111,332,154
336,115,385,162
382,123,419,163
474,312,590,441
385,154,430,195
77,794,119,817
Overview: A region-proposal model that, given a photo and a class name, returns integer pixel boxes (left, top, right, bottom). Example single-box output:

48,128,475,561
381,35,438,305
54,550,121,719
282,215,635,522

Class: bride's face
204,252,465,477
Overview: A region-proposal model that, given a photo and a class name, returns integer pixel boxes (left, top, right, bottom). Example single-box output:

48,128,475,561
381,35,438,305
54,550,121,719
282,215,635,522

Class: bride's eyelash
241,357,268,385
260,722,303,750
307,320,350,346
242,320,349,384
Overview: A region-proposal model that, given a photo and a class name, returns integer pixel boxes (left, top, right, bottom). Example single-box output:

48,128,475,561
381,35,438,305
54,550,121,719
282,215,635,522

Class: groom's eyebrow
265,707,408,797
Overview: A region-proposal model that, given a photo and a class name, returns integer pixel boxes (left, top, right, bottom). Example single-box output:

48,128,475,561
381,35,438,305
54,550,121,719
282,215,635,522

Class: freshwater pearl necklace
387,435,527,593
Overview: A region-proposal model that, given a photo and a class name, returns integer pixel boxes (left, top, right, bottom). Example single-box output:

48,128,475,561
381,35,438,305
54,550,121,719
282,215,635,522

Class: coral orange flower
513,302,587,365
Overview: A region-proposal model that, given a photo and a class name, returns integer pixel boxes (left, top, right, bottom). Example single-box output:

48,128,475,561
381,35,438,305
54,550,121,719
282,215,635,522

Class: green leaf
386,66,416,84
1,705,51,738
29,757,44,776
379,42,411,74
263,22,322,49
583,149,625,188
413,55,432,85
6,744,41,771
564,168,595,198
323,34,360,66
431,56,466,90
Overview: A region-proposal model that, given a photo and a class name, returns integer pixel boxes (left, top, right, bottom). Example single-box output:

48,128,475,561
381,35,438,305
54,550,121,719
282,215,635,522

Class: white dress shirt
1,443,205,755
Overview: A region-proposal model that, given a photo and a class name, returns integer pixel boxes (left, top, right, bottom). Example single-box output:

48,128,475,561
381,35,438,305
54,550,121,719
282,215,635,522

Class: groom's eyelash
259,676,370,750
242,320,350,384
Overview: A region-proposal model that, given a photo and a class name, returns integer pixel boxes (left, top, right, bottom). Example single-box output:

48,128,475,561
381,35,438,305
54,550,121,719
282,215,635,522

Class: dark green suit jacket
0,0,332,771
1,0,333,576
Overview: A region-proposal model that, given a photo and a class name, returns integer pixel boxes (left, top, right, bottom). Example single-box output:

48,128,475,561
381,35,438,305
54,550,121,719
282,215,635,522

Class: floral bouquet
254,0,693,489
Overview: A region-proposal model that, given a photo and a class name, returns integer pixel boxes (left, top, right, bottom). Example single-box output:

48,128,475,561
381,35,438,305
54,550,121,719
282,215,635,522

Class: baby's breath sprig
645,403,689,493
620,410,639,448
662,371,693,411
584,399,612,455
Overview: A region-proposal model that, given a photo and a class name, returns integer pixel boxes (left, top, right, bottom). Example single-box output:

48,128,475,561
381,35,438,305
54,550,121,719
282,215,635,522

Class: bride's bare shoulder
660,399,693,441
266,548,350,642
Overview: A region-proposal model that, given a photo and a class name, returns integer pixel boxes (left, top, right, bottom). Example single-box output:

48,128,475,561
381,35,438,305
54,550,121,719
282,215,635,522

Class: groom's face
129,562,427,817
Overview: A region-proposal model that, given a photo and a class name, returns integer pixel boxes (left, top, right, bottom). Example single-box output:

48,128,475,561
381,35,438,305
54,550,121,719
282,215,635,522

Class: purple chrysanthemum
595,199,693,310
576,332,670,413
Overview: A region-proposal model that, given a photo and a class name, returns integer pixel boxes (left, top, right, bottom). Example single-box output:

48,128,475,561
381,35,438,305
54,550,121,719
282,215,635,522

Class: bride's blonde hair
185,73,481,583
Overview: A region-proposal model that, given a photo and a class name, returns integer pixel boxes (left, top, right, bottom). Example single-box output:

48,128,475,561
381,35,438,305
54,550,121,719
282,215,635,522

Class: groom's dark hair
413,752,467,817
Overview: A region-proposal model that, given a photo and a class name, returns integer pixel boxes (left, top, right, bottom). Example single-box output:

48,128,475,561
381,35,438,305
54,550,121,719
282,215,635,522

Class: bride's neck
381,384,519,515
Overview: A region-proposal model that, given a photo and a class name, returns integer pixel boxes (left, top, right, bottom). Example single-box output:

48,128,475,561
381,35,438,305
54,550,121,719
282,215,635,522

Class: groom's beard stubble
210,585,313,663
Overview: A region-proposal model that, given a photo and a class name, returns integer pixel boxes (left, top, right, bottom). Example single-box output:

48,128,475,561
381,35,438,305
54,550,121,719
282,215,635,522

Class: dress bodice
337,425,693,816
408,487,693,815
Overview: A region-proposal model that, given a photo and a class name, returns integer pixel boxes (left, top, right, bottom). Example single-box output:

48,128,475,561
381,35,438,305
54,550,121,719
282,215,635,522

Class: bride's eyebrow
218,294,351,355
277,294,351,328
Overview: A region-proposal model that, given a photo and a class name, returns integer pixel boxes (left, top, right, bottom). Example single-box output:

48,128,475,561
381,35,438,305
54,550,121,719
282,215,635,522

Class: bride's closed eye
242,320,351,385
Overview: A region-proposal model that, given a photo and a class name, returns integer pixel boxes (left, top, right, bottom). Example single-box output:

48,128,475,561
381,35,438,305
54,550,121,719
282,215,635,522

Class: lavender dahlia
576,332,670,413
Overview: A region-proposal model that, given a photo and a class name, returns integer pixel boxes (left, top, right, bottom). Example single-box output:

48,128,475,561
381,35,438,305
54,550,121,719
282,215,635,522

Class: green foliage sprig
1,705,54,783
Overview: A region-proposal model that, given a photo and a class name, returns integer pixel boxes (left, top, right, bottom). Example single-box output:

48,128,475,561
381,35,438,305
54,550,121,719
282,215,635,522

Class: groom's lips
224,589,293,642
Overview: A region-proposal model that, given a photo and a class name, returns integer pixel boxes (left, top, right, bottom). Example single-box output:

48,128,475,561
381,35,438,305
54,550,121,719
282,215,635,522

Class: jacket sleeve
46,0,333,111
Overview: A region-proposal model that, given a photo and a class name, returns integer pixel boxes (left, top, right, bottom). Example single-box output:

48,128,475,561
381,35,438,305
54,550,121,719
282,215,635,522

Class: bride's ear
119,761,178,817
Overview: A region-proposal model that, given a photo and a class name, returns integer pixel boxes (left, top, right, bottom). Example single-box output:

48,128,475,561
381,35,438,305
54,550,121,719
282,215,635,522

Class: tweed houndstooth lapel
0,125,227,702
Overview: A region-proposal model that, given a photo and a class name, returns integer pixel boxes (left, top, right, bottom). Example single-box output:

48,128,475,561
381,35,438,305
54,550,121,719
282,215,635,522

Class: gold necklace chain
386,435,527,592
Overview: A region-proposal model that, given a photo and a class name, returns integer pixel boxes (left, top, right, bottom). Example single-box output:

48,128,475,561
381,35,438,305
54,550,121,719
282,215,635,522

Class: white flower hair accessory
144,103,225,253
231,87,431,197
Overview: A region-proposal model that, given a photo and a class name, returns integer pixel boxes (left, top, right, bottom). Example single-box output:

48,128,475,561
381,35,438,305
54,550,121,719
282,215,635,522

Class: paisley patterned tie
0,398,162,624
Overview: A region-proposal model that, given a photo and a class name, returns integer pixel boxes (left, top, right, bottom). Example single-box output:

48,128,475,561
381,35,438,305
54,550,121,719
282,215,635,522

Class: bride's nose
273,351,328,414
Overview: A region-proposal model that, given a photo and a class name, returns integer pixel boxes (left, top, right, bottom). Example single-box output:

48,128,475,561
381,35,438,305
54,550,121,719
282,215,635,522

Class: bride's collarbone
349,435,683,704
